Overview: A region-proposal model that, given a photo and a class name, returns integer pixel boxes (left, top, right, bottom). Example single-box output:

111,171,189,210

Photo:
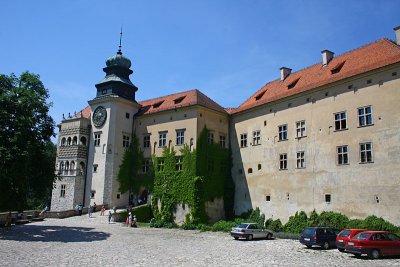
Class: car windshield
339,230,351,237
236,224,249,229
353,232,370,240
303,228,315,235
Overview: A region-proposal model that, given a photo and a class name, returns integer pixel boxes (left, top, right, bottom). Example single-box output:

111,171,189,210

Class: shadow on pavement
0,224,110,243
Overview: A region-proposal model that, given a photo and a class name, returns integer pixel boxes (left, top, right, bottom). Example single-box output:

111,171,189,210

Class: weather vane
118,27,123,54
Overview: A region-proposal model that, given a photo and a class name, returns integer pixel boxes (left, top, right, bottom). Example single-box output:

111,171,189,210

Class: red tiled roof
75,106,92,119
225,107,237,114
234,38,400,114
137,89,227,115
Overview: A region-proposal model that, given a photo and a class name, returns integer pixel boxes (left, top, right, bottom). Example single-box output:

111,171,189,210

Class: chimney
394,26,400,45
321,50,334,66
280,67,292,81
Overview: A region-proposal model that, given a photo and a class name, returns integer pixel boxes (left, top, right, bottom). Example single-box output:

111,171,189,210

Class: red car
336,229,367,252
345,231,400,259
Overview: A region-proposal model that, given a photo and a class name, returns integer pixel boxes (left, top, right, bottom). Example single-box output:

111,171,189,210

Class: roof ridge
139,89,197,104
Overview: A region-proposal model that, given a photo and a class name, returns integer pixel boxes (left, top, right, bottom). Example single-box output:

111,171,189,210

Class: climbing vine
150,126,234,225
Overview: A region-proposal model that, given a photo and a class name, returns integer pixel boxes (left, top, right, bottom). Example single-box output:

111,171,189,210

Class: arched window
60,161,64,170
80,136,87,146
79,162,85,175
65,161,70,170
71,161,75,170
72,136,78,145
61,138,66,146
67,137,72,146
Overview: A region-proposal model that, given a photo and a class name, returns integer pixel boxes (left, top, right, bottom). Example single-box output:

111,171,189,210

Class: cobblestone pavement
1,212,400,267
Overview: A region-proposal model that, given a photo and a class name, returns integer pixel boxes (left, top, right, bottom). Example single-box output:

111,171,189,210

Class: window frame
240,133,247,148
159,132,167,147
208,132,214,144
279,153,288,170
360,142,373,163
296,151,306,169
219,135,226,148
358,106,373,127
253,130,261,145
122,135,130,148
60,184,66,198
337,145,349,165
94,133,101,146
278,124,288,141
143,135,150,148
295,120,306,138
176,129,185,146
334,111,347,131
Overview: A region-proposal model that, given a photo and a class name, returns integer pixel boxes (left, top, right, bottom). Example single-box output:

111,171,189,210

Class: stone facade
51,29,400,225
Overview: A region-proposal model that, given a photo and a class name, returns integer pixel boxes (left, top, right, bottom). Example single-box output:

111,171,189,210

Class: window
122,135,130,148
219,135,226,148
253,130,261,145
176,157,183,171
159,132,167,147
337,145,349,165
325,194,331,203
358,106,373,127
157,158,165,171
278,124,288,141
334,111,347,130
360,142,373,163
143,135,150,148
94,133,101,146
296,120,306,138
266,195,271,202
117,193,121,199
61,137,66,146
279,154,287,170
296,151,305,168
240,133,247,147
60,184,66,198
258,164,261,170
142,159,150,173
176,130,185,146
208,132,214,144
72,136,78,145
93,164,98,172
174,96,186,104
91,190,96,199
248,168,253,174
125,112,130,119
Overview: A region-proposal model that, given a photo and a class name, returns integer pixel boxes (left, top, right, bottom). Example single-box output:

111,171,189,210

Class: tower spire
118,27,123,55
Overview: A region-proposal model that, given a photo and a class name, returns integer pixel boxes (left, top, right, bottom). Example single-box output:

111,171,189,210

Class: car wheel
234,237,239,240
266,233,272,240
322,241,330,250
306,245,312,249
369,249,380,260
247,235,253,241
338,248,345,252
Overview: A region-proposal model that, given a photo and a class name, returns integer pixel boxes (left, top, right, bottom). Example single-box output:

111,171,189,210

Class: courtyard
0,213,399,266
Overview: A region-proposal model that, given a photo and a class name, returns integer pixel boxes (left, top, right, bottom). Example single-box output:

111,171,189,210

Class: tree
0,72,55,211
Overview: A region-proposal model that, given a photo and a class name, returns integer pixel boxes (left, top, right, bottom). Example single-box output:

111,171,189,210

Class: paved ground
0,212,399,266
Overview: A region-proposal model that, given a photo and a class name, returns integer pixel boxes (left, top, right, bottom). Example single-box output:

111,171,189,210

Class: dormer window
174,96,186,104
287,78,300,89
255,90,267,101
153,100,164,109
331,61,346,74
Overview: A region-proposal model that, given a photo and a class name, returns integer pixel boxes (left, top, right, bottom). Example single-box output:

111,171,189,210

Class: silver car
230,222,273,240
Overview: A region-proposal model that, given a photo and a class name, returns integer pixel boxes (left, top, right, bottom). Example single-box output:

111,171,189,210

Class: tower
86,33,140,207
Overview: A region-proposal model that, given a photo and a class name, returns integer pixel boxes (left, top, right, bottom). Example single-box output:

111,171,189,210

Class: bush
265,218,283,232
362,215,398,232
317,211,349,230
284,211,308,234
247,207,265,228
211,219,245,232
132,204,153,223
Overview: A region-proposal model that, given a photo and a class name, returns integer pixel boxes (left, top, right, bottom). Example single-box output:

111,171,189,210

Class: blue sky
1,1,399,137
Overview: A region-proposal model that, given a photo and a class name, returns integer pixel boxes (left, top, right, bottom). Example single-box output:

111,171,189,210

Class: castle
51,27,400,225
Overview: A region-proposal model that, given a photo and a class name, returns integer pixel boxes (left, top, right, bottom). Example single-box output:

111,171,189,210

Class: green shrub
132,204,153,223
284,211,308,234
362,215,398,232
211,220,240,232
317,211,349,230
196,224,212,232
265,218,283,232
247,207,266,228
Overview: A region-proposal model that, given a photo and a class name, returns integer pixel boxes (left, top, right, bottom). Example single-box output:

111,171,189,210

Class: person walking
108,210,112,224
93,202,97,213
78,203,83,216
88,204,92,218
100,205,105,216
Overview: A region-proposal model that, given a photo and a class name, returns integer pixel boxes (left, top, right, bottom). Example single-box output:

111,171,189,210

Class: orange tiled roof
75,106,92,119
137,89,227,115
235,38,400,114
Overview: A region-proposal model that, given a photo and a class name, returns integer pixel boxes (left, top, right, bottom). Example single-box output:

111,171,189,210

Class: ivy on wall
150,126,234,225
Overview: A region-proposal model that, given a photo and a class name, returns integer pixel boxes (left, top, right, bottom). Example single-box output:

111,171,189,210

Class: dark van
300,227,339,249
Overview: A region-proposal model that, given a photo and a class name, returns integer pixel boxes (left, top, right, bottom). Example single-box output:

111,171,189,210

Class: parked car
230,223,273,240
336,229,367,252
345,230,400,259
300,227,339,249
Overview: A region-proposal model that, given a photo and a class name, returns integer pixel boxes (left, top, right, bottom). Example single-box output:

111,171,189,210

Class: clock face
92,106,107,128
